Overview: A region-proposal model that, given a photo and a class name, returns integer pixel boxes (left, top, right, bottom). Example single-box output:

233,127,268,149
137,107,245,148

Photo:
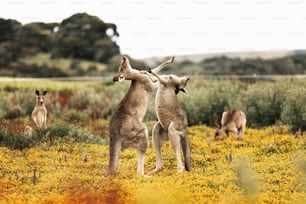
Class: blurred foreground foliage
0,125,305,203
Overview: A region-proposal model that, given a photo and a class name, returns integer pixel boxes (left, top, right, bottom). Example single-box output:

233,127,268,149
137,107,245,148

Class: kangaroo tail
181,136,191,171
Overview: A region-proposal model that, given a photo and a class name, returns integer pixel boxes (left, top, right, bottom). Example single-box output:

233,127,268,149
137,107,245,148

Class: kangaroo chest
156,92,183,129
36,108,46,126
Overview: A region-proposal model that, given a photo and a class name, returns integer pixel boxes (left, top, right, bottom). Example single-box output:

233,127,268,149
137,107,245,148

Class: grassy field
19,53,107,72
0,79,305,203
0,125,305,203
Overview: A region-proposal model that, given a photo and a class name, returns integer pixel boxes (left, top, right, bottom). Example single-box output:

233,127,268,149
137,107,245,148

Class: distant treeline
1,13,306,77
160,52,306,76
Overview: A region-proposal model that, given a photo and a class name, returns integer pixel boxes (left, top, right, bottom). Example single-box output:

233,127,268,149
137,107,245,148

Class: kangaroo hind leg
168,121,185,173
108,138,122,175
136,125,149,176
148,122,168,175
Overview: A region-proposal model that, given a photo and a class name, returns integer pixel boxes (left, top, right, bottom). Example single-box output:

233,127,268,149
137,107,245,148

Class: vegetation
178,78,306,131
0,13,120,77
1,11,305,203
0,78,305,203
1,14,306,78
0,125,305,203
0,78,305,132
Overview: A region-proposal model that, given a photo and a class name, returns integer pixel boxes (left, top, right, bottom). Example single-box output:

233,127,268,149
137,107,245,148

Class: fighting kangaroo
107,56,174,176
214,109,246,140
148,72,191,175
24,90,48,136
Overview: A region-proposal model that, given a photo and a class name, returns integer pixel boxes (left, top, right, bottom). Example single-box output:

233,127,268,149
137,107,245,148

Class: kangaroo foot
147,167,163,175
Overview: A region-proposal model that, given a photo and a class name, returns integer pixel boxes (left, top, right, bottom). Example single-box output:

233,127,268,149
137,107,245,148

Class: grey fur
148,72,191,175
24,90,48,137
107,56,174,176
215,109,247,140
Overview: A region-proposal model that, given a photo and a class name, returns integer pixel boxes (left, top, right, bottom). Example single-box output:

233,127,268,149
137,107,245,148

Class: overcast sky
1,0,306,59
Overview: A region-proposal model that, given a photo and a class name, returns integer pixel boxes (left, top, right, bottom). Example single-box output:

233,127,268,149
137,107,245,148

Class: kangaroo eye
119,74,125,82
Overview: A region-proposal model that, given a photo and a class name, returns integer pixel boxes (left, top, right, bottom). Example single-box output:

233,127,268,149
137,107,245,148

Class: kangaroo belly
156,106,180,129
37,111,45,127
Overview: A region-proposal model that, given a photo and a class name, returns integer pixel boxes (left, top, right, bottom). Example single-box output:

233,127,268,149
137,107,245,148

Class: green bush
15,89,35,115
0,89,41,119
180,80,242,126
238,82,287,127
61,109,88,123
1,78,306,135
0,129,37,150
48,121,71,138
69,125,105,144
69,87,114,119
281,88,306,131
4,105,25,119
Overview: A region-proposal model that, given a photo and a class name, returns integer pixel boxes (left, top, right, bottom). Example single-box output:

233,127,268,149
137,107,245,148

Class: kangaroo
107,56,174,176
24,90,48,136
214,109,246,140
148,72,191,175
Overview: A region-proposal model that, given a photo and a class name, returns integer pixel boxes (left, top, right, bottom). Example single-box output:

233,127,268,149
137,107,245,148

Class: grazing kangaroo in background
148,72,191,175
214,109,246,140
24,90,48,136
107,56,174,176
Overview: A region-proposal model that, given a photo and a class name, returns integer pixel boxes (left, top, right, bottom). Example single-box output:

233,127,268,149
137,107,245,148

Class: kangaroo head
163,75,189,94
214,128,227,140
113,56,133,83
35,90,47,105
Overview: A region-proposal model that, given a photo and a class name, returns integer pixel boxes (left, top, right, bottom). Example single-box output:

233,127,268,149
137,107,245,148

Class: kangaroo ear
119,56,132,72
214,122,220,128
43,91,48,96
35,90,40,96
180,88,188,94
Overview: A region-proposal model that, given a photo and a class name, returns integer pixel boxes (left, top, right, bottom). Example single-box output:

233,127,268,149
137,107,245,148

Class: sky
1,0,306,59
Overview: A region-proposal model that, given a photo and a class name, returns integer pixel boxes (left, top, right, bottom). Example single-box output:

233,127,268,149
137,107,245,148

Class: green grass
0,79,106,92
19,53,107,71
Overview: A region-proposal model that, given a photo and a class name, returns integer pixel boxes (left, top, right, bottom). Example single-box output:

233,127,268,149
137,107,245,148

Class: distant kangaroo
107,56,174,176
24,90,48,136
214,109,246,140
148,72,191,175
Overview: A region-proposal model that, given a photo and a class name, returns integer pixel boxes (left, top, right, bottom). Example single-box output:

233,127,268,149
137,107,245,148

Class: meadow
0,78,306,203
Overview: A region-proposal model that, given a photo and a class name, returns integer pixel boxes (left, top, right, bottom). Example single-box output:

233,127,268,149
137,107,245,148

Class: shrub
0,129,37,150
69,87,113,119
281,88,306,131
61,109,88,123
239,82,287,127
0,90,34,119
48,121,71,138
17,89,36,115
180,80,242,126
4,105,25,119
68,125,105,144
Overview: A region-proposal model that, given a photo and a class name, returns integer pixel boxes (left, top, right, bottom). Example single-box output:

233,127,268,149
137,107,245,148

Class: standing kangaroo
24,90,48,136
32,90,48,129
214,109,247,140
107,56,174,176
148,72,191,175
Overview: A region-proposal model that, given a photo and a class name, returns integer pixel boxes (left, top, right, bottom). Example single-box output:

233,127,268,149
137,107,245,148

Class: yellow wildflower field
0,125,305,204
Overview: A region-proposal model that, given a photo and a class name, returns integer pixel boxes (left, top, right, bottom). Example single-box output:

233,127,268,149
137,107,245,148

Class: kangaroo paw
147,167,163,175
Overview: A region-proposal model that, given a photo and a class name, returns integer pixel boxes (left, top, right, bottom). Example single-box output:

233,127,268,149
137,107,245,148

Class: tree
15,22,58,55
51,13,120,63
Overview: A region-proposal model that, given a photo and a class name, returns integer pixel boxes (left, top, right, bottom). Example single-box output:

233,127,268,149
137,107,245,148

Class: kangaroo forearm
152,56,174,73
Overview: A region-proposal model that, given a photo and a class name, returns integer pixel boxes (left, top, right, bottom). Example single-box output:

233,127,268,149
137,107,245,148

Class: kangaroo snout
113,74,125,82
